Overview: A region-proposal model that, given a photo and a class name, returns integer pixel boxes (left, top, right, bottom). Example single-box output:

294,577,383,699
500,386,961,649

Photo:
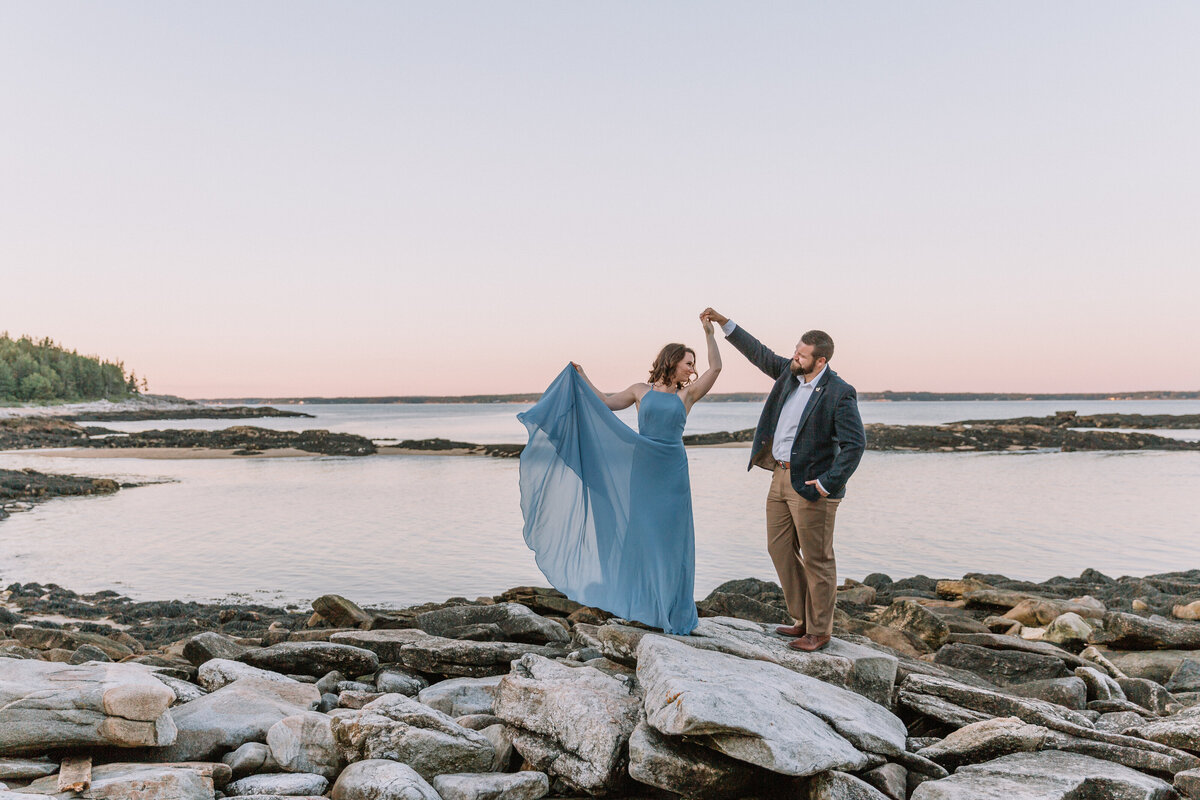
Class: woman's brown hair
648,343,696,391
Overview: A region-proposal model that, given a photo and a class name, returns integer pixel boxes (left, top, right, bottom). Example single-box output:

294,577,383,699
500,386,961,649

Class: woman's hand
700,313,714,336
571,361,584,374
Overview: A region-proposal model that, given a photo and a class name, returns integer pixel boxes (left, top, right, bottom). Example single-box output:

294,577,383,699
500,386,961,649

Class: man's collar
797,364,828,386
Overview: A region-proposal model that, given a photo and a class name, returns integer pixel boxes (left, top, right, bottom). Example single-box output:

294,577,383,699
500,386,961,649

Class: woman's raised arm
572,363,641,410
684,315,722,411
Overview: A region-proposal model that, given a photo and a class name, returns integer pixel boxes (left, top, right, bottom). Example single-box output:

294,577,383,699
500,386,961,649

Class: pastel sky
3,3,1197,397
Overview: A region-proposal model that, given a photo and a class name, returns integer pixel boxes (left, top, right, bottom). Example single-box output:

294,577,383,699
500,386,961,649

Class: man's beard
790,360,814,378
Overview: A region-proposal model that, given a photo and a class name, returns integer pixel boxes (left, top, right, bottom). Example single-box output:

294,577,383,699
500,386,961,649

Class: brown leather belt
776,460,791,470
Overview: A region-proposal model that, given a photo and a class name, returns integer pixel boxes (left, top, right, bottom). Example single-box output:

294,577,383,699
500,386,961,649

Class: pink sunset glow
3,4,1197,398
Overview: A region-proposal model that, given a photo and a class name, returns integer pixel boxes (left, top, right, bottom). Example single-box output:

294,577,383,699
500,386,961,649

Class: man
700,308,865,651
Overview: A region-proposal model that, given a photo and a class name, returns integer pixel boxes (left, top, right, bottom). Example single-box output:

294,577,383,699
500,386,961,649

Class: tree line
0,333,146,402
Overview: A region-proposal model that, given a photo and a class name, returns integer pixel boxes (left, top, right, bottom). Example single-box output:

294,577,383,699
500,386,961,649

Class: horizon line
192,389,1200,405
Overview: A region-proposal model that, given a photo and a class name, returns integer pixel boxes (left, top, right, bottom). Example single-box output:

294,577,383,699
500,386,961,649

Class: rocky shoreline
955,411,1200,430
0,418,375,457
0,468,125,519
3,568,1200,798
65,406,314,422
2,412,1198,462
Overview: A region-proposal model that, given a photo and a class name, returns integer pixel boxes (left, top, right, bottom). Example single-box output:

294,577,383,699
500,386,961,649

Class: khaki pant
766,464,841,636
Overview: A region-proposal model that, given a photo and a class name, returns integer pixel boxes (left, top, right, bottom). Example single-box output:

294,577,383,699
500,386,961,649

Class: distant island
0,333,144,403
200,389,1200,405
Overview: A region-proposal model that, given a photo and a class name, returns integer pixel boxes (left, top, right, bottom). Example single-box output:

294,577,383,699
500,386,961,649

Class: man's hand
701,307,728,326
805,479,830,497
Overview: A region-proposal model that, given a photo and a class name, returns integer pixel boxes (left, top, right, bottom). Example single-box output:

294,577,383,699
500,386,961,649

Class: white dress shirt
722,320,828,494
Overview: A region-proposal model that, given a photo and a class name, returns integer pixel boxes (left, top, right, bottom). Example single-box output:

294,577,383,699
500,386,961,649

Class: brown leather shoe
774,624,806,637
788,634,831,652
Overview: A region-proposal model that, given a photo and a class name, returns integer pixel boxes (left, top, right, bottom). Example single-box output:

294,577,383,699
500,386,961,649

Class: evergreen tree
0,333,147,403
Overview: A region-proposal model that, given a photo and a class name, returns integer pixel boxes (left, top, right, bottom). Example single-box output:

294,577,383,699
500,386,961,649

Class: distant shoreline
196,390,1200,405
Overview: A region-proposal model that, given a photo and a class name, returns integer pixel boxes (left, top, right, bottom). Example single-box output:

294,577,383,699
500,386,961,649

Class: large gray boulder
329,630,431,662
238,642,379,678
331,629,567,678
375,667,428,696
267,711,341,778
1119,676,1179,716
224,772,329,796
415,603,570,645
860,763,908,800
330,692,494,779
157,676,320,761
0,758,58,781
417,675,503,717
1169,660,1200,694
1091,612,1200,651
933,643,1070,687
153,672,208,705
18,763,216,799
943,633,1089,668
910,751,1176,799
1043,612,1096,650
637,634,905,777
313,594,373,628
1002,597,1105,627
221,741,279,778
875,600,951,651
1075,665,1126,702
1177,767,1200,799
10,623,133,661
1105,648,1194,684
183,631,250,665
627,720,776,799
917,717,1048,769
900,673,1200,774
598,616,897,705
330,759,440,800
430,771,551,800
1129,705,1200,753
1009,677,1088,710
808,771,893,800
0,660,176,755
494,653,641,795
899,673,1095,729
198,658,301,692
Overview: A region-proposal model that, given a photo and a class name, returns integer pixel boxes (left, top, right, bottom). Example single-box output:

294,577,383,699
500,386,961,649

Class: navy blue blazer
727,325,866,501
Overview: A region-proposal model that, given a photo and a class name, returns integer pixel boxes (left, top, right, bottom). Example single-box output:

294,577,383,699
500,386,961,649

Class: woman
517,314,721,635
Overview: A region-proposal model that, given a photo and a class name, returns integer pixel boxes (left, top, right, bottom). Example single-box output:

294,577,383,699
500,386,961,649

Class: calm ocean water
1,400,1198,607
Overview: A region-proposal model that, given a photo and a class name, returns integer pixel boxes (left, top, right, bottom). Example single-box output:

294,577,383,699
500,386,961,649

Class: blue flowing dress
517,366,699,635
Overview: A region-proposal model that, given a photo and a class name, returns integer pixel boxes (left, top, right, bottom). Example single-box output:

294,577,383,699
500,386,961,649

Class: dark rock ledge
82,426,376,457
955,411,1200,430
0,468,123,519
0,418,374,457
64,405,314,422
3,567,1200,797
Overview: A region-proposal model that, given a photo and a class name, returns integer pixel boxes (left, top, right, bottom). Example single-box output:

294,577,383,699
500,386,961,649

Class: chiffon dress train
517,365,699,635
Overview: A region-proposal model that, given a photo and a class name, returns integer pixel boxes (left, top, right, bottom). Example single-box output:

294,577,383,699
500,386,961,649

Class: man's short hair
802,330,834,362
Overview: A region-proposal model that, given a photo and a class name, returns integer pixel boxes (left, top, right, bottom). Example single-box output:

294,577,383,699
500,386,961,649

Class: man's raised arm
701,308,789,380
